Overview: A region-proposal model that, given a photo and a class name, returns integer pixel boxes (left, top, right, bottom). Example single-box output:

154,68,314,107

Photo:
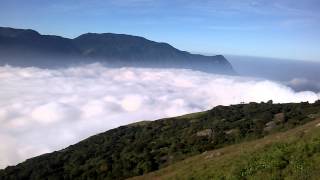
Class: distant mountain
1,101,319,179
0,27,235,74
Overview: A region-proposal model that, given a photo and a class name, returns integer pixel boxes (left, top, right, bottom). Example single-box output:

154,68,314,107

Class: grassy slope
132,118,320,180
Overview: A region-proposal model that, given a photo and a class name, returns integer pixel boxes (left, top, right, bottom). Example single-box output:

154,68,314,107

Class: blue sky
0,0,319,61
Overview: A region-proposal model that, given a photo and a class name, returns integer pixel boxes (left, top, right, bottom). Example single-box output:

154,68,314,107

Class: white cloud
31,102,79,124
0,63,319,168
121,95,143,112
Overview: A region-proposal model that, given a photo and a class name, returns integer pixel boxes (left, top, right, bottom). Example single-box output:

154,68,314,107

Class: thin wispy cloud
207,25,264,31
183,0,320,28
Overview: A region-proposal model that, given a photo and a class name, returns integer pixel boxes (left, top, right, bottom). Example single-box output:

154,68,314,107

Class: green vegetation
1,100,320,180
132,115,320,180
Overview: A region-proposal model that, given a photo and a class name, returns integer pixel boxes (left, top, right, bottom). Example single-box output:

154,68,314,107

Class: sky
0,0,319,61
1,0,320,168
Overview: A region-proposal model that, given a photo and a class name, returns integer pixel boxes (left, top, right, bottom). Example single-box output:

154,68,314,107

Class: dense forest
1,100,320,180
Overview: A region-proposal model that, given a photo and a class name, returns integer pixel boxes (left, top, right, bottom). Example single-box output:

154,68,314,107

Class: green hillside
132,117,320,180
1,101,320,180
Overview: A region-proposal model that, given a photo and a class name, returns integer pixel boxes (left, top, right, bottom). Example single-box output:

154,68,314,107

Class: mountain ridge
0,27,235,74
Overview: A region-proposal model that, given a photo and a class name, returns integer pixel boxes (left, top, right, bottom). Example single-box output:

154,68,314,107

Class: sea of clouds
0,63,319,168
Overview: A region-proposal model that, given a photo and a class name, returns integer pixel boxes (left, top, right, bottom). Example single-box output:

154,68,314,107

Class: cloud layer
0,63,319,168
